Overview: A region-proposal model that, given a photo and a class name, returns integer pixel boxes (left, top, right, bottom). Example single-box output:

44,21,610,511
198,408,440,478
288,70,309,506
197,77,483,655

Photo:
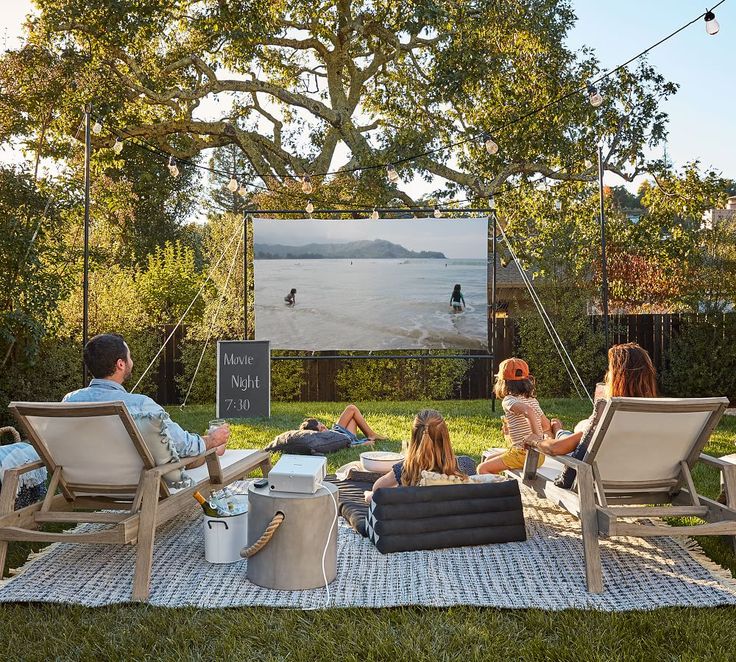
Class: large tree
2,0,677,208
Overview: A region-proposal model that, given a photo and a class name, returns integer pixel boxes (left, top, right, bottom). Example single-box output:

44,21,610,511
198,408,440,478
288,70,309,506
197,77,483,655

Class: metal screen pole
82,104,91,386
491,211,497,412
243,214,248,339
597,143,610,348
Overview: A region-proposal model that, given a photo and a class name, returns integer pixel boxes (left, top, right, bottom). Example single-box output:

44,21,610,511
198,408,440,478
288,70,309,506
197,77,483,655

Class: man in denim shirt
64,334,229,458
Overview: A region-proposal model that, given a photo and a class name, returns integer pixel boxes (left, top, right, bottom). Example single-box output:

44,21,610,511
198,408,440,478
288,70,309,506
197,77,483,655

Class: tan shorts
498,446,545,470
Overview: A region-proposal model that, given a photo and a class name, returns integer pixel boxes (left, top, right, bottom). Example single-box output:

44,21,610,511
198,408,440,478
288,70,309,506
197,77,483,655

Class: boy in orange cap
477,357,554,474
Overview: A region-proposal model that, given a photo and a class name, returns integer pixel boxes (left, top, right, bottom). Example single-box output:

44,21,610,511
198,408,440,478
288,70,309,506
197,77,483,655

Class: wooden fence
153,314,732,404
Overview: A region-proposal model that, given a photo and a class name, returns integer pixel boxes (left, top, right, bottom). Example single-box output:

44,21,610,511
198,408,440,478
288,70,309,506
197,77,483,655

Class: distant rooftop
486,251,529,287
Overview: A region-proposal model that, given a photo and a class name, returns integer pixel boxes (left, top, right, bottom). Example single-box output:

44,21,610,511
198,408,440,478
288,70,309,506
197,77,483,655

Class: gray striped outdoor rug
1,489,736,610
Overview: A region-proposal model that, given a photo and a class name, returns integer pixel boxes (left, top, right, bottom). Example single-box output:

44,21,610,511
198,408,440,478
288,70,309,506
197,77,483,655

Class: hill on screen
254,239,446,259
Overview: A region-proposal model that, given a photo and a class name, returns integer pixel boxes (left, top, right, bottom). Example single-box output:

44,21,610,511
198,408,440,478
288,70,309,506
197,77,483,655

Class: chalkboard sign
216,340,270,418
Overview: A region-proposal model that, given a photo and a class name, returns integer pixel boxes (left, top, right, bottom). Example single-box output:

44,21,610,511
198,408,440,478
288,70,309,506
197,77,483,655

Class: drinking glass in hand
208,419,226,435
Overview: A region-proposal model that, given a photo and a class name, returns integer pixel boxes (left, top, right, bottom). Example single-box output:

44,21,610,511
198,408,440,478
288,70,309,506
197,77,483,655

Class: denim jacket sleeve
162,415,206,457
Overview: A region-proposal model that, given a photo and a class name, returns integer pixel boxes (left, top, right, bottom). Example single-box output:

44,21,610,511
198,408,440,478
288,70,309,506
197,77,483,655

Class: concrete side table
246,481,338,590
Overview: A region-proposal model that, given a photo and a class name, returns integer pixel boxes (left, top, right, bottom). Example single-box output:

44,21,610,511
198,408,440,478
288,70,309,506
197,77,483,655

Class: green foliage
661,316,736,402
186,214,247,342
628,163,735,312
138,241,205,326
334,354,471,401
516,292,606,398
0,166,72,371
0,336,79,425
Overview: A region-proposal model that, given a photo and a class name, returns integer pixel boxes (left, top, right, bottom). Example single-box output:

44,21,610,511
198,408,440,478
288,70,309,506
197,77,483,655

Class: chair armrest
2,459,45,478
550,454,588,470
148,449,217,476
698,453,735,469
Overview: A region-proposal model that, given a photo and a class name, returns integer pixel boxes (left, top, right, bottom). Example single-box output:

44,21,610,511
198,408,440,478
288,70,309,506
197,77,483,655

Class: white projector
268,454,327,494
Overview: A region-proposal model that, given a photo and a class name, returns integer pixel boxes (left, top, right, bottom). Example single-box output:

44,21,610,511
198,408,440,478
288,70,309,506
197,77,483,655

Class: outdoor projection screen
253,217,488,350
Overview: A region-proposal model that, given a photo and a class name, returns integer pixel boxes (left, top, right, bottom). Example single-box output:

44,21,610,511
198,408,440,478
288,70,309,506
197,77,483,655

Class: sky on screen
1,1,734,196
253,217,488,259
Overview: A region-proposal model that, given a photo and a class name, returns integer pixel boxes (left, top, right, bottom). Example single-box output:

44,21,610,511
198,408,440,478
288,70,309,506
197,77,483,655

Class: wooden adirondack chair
504,396,735,593
0,401,271,602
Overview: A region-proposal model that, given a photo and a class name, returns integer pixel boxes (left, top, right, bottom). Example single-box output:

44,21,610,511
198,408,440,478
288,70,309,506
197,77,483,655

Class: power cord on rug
304,481,339,611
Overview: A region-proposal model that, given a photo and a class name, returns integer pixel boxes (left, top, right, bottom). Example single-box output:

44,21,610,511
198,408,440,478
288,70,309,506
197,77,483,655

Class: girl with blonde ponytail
365,409,471,502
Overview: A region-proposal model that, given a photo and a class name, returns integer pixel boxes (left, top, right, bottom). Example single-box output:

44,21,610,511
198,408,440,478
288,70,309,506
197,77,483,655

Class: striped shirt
502,395,545,448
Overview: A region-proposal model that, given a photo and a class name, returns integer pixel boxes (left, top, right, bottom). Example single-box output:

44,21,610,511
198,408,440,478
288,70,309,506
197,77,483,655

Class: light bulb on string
433,207,442,218
238,185,247,197
112,138,123,155
704,9,720,35
587,83,604,108
484,135,499,155
305,200,314,215
489,196,496,211
386,164,400,184
227,175,239,192
167,156,179,178
91,120,102,135
301,174,313,194
554,199,562,212
370,208,379,220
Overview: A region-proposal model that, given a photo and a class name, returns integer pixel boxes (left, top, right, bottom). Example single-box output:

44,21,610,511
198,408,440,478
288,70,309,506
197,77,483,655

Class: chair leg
259,457,272,477
722,465,736,555
0,470,20,577
132,471,160,602
577,464,603,593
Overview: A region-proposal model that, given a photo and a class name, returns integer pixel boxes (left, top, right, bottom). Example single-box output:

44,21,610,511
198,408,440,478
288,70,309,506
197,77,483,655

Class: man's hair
84,333,128,378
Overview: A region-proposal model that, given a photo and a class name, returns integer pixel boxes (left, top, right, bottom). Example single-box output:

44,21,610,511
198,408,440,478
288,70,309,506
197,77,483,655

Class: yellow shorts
498,447,545,470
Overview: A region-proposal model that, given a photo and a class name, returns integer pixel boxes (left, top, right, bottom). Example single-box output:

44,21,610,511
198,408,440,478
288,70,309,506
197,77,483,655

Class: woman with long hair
365,409,474,501
525,342,658,488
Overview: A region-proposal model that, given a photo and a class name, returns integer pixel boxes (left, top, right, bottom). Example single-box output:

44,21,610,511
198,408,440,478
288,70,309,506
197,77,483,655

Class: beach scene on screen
253,218,488,350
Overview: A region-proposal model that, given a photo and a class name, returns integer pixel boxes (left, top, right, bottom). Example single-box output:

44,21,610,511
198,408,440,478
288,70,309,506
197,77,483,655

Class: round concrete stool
245,482,338,590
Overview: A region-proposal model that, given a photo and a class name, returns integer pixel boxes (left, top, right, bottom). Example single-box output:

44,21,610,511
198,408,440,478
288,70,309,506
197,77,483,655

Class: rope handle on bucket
240,512,285,559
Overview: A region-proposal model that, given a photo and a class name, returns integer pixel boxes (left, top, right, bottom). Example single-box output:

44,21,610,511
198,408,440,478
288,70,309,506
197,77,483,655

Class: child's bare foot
370,433,388,441
550,418,562,436
216,443,227,456
359,438,376,446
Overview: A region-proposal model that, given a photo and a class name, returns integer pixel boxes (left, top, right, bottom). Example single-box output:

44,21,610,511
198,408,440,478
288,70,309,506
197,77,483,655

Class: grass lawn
2,399,736,660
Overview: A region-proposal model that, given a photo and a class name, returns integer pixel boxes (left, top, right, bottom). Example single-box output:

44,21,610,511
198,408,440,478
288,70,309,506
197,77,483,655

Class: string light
305,199,314,214
370,208,379,220
484,135,499,155
112,138,123,155
167,156,179,178
587,83,603,108
555,199,563,211
386,164,400,184
91,120,102,135
587,83,604,108
704,9,720,35
238,185,247,197
301,174,313,194
433,207,442,218
489,196,496,210
227,175,238,192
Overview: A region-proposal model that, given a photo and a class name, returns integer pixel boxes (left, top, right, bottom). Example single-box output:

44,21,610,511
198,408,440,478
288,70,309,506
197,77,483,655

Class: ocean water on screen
254,258,488,350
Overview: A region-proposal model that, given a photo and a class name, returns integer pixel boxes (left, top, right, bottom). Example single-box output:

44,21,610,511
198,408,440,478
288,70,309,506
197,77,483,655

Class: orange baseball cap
498,358,530,381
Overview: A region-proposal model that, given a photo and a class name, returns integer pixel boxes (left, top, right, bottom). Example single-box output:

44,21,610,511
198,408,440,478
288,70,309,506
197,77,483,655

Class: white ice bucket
203,499,248,564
